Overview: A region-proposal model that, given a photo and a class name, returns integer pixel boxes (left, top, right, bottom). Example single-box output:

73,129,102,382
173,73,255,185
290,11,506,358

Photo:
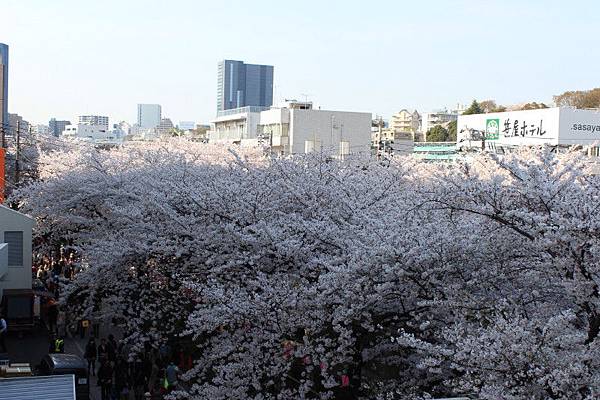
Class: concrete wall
259,108,290,125
289,109,372,156
0,205,33,297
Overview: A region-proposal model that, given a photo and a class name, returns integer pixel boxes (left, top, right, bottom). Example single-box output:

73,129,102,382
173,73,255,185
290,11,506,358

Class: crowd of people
84,334,189,400
33,251,79,299
32,248,193,399
32,251,75,352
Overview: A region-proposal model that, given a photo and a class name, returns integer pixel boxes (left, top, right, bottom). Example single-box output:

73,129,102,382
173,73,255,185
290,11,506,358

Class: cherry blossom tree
11,140,600,399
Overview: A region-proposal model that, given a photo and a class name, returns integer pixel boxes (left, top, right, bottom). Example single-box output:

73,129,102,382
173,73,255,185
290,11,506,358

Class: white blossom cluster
11,141,600,399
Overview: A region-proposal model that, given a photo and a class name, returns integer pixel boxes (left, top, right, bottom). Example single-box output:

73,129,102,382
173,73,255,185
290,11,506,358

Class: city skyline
2,0,600,125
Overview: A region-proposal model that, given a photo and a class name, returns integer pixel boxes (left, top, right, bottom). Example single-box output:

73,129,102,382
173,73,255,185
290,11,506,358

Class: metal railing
216,106,270,118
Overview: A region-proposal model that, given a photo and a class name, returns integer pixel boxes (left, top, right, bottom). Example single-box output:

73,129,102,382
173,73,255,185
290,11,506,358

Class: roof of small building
0,204,34,222
0,374,75,400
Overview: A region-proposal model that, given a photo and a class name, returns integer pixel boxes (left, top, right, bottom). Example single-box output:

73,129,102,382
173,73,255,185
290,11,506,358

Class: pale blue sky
1,0,598,125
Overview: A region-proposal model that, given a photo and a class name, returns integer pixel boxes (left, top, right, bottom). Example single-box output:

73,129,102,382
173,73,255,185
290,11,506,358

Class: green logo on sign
486,119,500,140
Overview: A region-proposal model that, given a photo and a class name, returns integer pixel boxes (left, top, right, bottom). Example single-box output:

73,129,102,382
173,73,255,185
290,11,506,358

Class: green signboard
485,119,500,140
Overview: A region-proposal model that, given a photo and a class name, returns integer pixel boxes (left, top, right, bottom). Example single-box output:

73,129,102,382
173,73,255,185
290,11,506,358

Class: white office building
259,102,371,157
62,124,121,144
209,102,372,157
137,104,162,129
79,115,109,129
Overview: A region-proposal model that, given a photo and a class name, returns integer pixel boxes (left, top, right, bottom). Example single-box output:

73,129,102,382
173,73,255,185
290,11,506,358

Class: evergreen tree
426,125,449,142
462,100,484,115
447,120,457,141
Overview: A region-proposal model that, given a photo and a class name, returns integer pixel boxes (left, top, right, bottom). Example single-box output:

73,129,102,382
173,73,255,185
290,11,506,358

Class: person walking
56,310,66,337
133,358,147,400
0,314,7,353
97,359,113,400
165,360,180,393
84,338,97,376
114,355,130,400
97,338,110,363
148,349,160,393
107,334,118,362
49,335,64,353
47,301,58,334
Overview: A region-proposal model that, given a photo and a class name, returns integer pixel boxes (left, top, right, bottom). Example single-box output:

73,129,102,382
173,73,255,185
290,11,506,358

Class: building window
4,231,23,267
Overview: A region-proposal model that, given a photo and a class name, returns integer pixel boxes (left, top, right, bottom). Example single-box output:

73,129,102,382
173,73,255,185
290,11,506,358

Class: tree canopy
10,141,600,399
447,120,457,141
519,102,549,110
426,125,449,142
554,88,600,109
462,100,484,115
479,100,506,113
463,100,506,115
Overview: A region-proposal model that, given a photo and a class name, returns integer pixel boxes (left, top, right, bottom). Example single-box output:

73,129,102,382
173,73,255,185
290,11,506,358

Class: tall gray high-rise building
217,60,274,113
0,43,8,137
137,104,162,128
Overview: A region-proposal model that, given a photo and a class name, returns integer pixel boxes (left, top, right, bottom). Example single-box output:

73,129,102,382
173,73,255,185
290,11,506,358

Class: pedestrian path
64,330,101,400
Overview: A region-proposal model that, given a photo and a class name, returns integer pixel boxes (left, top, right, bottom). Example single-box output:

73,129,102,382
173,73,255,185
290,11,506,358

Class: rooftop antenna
300,93,312,104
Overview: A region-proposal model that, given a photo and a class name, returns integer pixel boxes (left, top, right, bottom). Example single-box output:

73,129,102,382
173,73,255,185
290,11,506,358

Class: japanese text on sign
502,119,547,138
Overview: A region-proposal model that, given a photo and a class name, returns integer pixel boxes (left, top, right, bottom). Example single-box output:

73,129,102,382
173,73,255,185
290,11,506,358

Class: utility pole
330,115,335,156
340,123,344,160
14,120,20,185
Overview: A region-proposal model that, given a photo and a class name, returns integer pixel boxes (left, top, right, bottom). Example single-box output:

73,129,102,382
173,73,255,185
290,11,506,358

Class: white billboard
557,108,600,145
457,107,600,149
